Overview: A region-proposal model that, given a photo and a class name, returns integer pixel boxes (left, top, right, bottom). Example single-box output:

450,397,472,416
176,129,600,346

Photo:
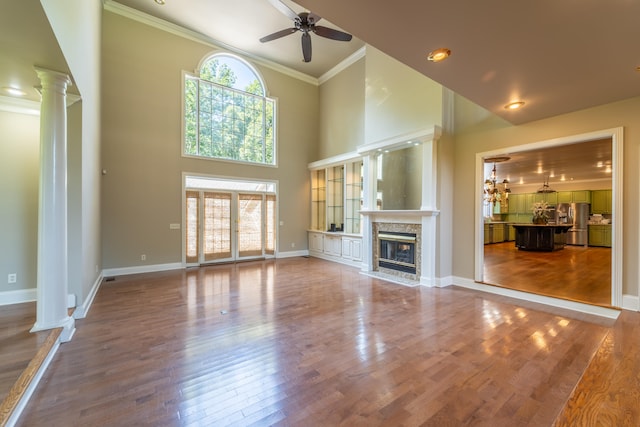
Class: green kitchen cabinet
588,225,612,247
557,190,591,204
591,190,612,214
540,192,558,206
508,194,525,213
571,190,591,203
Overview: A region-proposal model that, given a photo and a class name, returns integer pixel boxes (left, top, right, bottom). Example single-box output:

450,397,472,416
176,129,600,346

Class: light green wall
101,12,317,269
453,95,640,296
318,57,365,159
364,46,443,144
0,110,40,293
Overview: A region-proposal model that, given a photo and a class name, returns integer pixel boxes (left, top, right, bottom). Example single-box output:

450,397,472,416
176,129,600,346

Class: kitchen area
484,189,613,249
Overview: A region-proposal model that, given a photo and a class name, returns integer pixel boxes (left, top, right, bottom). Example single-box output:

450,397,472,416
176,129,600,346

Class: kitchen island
512,224,573,251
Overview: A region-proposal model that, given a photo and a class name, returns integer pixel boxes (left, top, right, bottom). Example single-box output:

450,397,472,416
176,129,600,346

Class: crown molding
318,46,366,85
103,0,319,86
0,95,40,116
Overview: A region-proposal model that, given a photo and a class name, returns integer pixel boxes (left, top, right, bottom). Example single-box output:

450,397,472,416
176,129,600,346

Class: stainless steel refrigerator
555,202,590,246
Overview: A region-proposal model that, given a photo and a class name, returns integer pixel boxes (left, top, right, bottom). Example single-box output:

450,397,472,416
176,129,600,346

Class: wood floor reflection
15,257,634,426
483,242,612,306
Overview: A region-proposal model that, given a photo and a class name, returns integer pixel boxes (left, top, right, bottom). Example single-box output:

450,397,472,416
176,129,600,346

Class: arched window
183,53,275,165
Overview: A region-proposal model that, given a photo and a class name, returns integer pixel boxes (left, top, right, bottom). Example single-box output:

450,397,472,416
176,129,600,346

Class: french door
185,190,276,265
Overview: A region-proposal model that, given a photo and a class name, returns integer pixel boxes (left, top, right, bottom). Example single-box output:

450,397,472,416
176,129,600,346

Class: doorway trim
474,127,623,308
182,172,279,266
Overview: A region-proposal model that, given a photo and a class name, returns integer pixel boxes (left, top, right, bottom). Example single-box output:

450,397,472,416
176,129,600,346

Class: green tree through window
184,54,275,164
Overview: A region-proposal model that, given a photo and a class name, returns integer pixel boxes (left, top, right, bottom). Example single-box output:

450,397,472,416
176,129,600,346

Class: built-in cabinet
591,190,612,214
588,225,612,247
557,190,591,204
308,231,363,266
308,157,363,267
484,223,513,244
310,160,362,233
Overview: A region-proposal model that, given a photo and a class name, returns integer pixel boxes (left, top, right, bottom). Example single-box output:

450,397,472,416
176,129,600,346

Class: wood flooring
0,302,50,404
483,242,612,306
9,257,638,426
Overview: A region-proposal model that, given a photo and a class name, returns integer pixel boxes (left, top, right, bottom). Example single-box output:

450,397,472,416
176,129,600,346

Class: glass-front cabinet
310,169,326,231
326,166,344,231
309,160,362,233
344,161,363,234
308,156,363,267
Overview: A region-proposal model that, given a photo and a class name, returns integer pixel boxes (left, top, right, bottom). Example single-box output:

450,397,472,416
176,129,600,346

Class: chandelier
484,158,511,206
536,176,556,193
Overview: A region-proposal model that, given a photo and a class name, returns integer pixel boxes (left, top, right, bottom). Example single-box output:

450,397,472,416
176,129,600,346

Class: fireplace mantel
361,209,440,225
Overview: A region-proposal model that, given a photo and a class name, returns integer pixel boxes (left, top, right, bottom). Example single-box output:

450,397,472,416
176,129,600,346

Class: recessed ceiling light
2,86,27,97
504,101,525,110
427,48,451,62
154,0,165,4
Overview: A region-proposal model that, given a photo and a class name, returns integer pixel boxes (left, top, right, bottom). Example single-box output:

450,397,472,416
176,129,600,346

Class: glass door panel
203,192,232,261
265,194,276,255
238,193,263,258
185,191,200,264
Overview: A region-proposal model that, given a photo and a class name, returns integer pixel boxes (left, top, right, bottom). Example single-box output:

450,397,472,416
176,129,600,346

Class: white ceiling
113,0,366,79
0,0,619,185
484,138,612,189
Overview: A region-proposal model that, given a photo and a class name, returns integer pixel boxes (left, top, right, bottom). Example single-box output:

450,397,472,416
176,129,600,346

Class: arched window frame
182,52,277,166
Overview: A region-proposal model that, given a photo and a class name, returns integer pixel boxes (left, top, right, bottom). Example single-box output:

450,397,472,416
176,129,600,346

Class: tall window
183,53,275,165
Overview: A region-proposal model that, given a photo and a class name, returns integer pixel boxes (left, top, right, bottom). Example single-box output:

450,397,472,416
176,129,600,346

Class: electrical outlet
8,273,16,284
141,254,146,261
291,243,295,248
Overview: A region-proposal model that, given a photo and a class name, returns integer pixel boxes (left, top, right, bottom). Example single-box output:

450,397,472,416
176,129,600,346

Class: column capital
34,66,72,91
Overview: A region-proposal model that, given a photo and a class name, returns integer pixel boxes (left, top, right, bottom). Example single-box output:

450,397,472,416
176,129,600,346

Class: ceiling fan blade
313,26,353,42
301,32,312,62
260,27,297,43
266,0,299,21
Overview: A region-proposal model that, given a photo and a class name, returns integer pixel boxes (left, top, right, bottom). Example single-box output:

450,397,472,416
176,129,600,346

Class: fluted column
31,67,75,342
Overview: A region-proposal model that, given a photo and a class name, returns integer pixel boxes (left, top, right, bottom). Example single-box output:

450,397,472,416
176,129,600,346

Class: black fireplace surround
378,231,417,274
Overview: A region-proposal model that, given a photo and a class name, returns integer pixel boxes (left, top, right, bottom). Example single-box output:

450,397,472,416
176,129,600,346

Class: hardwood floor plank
8,258,638,426
484,242,611,306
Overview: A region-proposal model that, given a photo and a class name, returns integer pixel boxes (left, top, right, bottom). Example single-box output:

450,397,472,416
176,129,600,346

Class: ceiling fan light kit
260,0,353,62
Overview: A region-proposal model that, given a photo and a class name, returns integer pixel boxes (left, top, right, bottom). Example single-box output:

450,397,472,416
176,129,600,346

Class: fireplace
378,231,417,274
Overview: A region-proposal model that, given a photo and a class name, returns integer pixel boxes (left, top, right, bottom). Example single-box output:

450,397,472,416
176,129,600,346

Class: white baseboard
276,250,309,258
0,288,36,306
451,276,621,319
5,338,60,427
433,275,454,288
73,273,103,319
622,294,640,311
102,262,183,277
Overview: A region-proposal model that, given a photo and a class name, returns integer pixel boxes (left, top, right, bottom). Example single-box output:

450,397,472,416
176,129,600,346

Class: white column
31,67,75,342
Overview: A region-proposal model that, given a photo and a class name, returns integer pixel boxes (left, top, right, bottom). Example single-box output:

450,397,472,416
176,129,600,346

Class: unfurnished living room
1,0,640,426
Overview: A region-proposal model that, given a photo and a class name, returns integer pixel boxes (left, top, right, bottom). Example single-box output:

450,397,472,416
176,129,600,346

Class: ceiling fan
259,0,353,63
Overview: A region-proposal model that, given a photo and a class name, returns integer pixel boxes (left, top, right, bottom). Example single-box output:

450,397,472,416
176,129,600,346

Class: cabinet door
525,193,538,212
543,192,558,206
508,194,519,213
309,232,324,252
572,190,591,203
604,226,612,247
343,238,362,261
341,238,352,258
557,191,572,203
492,225,504,243
591,190,612,214
324,235,342,256
310,170,326,231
